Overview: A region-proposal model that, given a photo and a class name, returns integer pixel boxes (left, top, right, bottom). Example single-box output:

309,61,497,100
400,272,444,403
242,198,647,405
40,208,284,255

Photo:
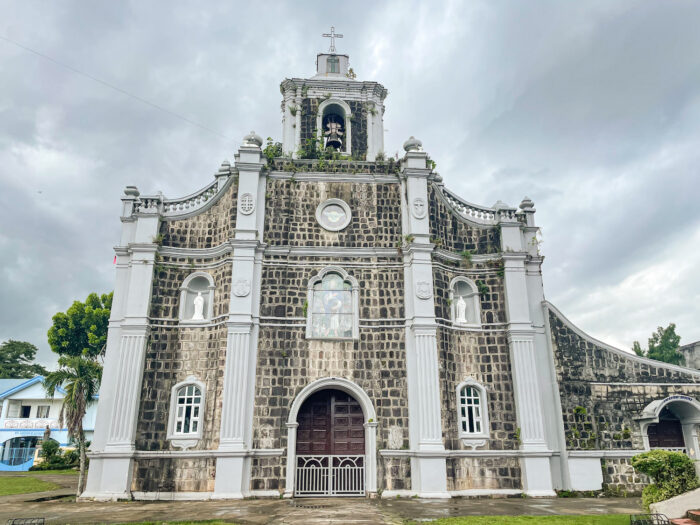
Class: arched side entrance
284,377,377,497
637,396,700,461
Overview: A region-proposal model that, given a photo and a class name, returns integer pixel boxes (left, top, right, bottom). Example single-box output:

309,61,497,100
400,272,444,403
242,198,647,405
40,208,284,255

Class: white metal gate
295,455,365,496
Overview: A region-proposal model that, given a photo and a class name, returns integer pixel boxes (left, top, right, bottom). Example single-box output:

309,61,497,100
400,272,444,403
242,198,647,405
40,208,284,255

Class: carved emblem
233,279,251,297
415,281,433,300
412,197,427,219
240,193,255,215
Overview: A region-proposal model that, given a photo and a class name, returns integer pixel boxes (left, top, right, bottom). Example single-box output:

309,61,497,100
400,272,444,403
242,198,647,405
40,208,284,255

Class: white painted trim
456,378,490,441
305,266,360,340
449,276,482,328
166,376,206,449
545,301,700,377
178,271,215,323
379,449,555,458
315,198,352,232
88,448,284,459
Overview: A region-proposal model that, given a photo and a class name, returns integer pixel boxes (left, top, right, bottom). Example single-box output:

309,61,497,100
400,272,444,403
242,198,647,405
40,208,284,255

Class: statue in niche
455,295,468,324
192,292,205,320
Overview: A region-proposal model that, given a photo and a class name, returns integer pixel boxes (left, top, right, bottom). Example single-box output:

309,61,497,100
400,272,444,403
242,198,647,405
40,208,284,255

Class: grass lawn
408,516,630,525
25,468,78,475
0,475,60,496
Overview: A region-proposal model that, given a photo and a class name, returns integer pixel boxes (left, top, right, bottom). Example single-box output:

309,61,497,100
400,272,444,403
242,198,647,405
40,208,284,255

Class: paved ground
0,473,644,524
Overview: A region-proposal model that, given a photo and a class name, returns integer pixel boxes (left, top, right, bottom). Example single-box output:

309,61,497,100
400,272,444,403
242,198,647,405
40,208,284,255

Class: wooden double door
295,389,365,496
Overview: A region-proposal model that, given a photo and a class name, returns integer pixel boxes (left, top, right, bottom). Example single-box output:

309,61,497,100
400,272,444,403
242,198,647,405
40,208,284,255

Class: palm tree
43,355,102,495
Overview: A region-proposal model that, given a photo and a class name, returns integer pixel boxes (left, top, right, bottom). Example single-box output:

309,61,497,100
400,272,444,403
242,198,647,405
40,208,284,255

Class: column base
410,456,451,498
520,456,556,496
82,456,134,500
213,456,249,498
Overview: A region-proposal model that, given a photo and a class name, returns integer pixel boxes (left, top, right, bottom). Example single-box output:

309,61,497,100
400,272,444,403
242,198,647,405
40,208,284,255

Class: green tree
47,292,112,359
632,323,684,365
43,355,102,495
0,340,48,378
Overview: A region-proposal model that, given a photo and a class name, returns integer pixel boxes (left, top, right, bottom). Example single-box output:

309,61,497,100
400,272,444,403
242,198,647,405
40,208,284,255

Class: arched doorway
284,377,377,498
648,407,686,452
295,389,365,496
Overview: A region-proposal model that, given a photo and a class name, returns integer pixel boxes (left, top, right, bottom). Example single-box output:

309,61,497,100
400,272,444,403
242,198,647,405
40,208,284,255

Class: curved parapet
545,300,700,379
433,184,518,226
130,161,235,221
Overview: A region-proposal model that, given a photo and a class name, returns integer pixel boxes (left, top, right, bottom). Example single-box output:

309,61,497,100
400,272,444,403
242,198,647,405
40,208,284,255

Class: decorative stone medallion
315,198,351,231
233,279,251,297
240,193,255,215
415,281,433,300
412,197,427,219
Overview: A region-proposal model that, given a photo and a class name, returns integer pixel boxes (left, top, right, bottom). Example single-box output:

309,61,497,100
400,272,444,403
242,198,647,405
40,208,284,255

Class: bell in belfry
323,114,344,150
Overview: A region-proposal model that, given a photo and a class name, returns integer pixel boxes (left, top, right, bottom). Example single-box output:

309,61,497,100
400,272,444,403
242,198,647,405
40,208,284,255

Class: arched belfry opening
320,102,348,153
284,378,378,498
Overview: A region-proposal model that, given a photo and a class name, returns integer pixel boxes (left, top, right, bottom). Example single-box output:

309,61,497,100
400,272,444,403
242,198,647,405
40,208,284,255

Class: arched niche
178,272,215,324
316,98,352,155
449,276,482,328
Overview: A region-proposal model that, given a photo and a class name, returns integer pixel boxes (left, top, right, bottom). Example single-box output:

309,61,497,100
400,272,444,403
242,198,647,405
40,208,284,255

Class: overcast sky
1,1,699,368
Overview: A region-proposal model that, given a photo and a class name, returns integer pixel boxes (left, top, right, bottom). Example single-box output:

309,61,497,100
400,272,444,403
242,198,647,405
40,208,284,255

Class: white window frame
449,276,482,328
167,376,206,450
457,379,490,444
178,271,215,325
36,405,50,418
306,266,360,341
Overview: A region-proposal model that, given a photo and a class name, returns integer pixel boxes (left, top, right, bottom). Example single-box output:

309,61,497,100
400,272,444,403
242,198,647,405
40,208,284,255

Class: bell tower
281,28,387,160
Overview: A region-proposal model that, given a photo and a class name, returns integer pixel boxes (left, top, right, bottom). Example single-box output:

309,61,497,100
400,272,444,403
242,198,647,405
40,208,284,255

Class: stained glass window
310,273,353,339
175,384,201,435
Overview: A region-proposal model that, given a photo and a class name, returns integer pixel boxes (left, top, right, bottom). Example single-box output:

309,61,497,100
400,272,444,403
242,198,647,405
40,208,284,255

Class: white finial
322,26,343,53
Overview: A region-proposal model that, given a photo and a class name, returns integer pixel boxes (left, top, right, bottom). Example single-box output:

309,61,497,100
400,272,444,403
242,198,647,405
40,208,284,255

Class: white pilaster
501,206,556,496
84,189,159,500
400,139,449,498
214,133,266,499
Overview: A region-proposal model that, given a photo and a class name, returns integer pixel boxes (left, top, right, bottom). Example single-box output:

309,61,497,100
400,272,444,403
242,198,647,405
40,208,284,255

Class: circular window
316,198,351,231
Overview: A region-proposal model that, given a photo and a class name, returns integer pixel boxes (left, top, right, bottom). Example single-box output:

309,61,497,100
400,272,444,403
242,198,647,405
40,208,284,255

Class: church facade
83,48,700,501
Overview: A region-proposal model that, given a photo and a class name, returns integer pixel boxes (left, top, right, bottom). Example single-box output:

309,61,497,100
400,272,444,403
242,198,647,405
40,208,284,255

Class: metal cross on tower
322,26,343,53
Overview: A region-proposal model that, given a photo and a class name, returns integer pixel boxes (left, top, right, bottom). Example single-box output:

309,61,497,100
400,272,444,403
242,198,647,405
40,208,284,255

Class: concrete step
670,520,696,525
687,509,700,523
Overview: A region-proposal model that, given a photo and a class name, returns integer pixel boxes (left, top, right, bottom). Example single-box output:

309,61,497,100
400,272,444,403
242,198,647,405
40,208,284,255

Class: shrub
631,450,699,509
39,439,60,461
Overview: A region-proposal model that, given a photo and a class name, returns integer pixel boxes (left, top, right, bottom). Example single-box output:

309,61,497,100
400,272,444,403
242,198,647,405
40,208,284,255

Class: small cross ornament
322,26,343,53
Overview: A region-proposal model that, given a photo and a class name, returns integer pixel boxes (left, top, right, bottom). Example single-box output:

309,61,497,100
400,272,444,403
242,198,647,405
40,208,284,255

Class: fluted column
214,132,265,499
400,138,449,497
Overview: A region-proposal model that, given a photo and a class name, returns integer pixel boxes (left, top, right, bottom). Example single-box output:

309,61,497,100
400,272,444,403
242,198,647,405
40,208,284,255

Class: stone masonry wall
131,180,237,492
264,179,401,248
549,308,700,453
428,183,501,255
251,254,407,492
160,177,238,249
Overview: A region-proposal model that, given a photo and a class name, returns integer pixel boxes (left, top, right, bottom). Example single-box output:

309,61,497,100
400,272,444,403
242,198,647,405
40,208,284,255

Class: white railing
295,455,364,497
439,187,518,225
161,180,220,217
3,418,58,429
651,447,687,454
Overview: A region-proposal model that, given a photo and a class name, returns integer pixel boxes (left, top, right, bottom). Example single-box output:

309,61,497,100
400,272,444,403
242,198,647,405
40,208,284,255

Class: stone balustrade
3,418,59,429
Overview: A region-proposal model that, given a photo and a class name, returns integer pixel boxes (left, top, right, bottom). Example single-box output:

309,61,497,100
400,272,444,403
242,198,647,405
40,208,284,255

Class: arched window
306,267,359,340
457,379,489,442
450,277,481,327
178,272,215,324
167,377,206,449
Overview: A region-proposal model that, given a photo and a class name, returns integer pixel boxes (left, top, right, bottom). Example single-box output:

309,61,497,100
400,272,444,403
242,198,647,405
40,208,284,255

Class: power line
0,34,233,141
